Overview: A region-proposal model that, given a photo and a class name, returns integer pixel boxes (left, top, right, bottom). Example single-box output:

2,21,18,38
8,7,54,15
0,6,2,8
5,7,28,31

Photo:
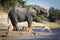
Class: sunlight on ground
32,22,60,29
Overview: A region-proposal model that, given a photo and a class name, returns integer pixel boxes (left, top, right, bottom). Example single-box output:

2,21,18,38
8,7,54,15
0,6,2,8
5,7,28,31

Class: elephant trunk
46,11,49,17
44,10,49,17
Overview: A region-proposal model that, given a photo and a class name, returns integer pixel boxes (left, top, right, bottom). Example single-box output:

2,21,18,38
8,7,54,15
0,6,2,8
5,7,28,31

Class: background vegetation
0,0,60,22
0,0,26,12
48,7,60,22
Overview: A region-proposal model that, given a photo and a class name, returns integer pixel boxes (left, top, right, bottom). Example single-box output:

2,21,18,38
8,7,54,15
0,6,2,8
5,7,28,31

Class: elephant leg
9,17,19,31
11,22,19,31
27,16,33,28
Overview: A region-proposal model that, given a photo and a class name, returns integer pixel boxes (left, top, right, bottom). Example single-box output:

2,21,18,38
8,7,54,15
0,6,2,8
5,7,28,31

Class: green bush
49,7,60,22
33,16,41,22
40,15,46,20
33,16,47,22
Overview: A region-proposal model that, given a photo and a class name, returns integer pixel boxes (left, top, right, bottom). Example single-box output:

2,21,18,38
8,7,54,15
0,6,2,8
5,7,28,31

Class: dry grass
33,22,60,29
48,23,60,29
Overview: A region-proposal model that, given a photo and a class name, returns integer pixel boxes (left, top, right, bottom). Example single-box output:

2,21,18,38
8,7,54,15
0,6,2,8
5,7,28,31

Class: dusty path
0,20,59,40
0,22,57,40
0,31,57,40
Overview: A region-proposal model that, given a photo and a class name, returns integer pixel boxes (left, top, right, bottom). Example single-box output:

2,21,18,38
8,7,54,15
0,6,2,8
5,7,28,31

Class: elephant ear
28,5,40,15
27,5,39,10
40,7,48,12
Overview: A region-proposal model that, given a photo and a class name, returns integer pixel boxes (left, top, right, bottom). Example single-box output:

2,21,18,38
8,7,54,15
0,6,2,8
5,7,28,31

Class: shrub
33,16,47,22
33,16,41,22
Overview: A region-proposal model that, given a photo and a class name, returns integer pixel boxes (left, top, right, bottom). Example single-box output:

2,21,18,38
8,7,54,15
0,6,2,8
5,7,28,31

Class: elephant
8,5,49,31
27,5,49,17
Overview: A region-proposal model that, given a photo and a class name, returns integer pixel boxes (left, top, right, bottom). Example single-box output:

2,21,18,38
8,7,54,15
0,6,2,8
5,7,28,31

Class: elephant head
28,5,49,17
28,5,40,15
39,7,49,17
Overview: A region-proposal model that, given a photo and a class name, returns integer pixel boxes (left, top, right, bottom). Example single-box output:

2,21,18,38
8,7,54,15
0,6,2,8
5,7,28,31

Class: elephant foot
16,29,19,31
13,28,19,31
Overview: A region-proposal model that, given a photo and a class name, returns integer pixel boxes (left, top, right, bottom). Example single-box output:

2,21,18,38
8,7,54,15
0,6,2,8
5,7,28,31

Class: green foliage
49,7,60,22
34,16,41,22
0,0,26,12
40,15,47,21
0,0,18,9
18,0,26,7
33,16,47,22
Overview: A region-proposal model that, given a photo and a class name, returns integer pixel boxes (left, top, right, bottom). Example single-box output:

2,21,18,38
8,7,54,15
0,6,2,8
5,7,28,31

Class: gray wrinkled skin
8,5,49,31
